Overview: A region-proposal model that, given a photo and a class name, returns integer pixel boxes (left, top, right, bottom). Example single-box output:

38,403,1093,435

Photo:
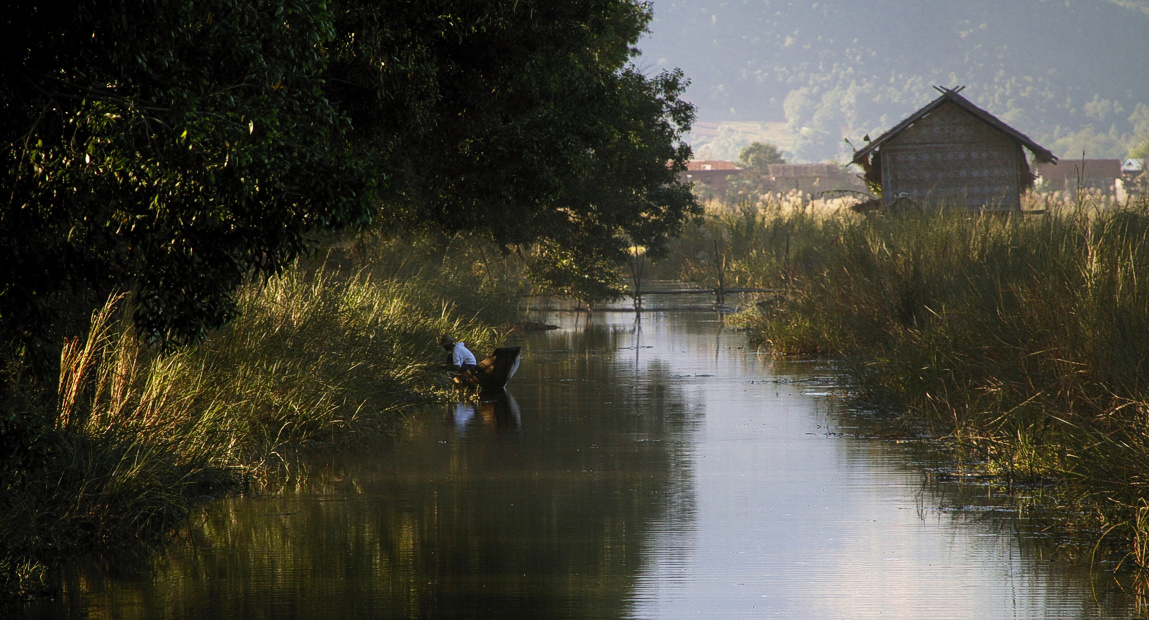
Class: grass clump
0,233,520,598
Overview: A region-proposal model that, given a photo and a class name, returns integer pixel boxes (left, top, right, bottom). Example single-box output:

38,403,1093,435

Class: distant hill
689,121,796,161
638,0,1149,162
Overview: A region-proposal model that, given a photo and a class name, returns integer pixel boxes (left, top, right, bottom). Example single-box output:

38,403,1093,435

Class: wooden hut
851,87,1057,211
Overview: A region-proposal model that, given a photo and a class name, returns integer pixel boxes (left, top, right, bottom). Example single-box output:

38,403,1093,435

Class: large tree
325,0,697,286
723,141,788,204
737,141,787,173
2,0,373,371
1,0,695,373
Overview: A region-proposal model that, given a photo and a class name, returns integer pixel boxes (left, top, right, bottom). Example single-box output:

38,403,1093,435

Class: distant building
1119,158,1147,201
682,160,860,199
763,163,855,194
851,86,1057,211
681,160,742,194
1034,159,1121,192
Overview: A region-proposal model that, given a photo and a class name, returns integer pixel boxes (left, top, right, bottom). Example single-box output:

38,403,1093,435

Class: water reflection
27,312,701,619
448,391,521,433
22,307,1142,619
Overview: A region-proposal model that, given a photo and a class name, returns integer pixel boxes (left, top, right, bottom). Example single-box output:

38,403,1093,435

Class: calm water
25,308,1141,619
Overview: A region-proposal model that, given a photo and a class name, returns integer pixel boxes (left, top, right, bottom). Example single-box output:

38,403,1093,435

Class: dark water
24,309,1142,619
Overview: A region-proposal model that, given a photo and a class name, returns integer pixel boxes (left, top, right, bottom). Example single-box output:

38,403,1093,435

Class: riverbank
0,232,527,599
661,196,1149,576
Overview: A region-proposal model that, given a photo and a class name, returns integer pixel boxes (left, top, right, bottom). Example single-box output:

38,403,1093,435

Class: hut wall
879,101,1022,210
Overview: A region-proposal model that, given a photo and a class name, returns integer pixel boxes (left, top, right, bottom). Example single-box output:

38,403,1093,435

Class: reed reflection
35,317,701,620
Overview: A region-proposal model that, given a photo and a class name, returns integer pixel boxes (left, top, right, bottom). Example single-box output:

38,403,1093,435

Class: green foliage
737,142,787,172
2,0,371,362
322,0,696,280
658,200,841,294
330,230,531,327
0,0,697,454
1,0,377,483
527,242,626,308
1131,137,1149,160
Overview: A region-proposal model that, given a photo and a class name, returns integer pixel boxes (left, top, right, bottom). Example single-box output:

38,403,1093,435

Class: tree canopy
737,142,787,173
1,0,696,371
721,141,788,204
1132,137,1149,160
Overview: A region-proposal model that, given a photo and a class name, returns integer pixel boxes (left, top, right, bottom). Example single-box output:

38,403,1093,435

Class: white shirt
452,342,477,367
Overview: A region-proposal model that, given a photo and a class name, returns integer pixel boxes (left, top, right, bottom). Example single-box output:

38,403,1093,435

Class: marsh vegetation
0,234,526,597
654,191,1149,580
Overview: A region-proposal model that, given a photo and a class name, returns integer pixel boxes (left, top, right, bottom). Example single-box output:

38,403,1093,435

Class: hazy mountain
637,0,1149,162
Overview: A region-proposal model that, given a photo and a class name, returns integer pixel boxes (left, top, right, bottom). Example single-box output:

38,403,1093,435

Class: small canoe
453,346,522,391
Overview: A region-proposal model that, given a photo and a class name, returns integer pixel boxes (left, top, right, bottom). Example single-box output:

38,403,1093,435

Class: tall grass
0,232,520,597
655,197,857,293
664,194,1149,572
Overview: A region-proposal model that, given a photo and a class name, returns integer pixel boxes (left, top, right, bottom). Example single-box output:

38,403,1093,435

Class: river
23,306,1141,618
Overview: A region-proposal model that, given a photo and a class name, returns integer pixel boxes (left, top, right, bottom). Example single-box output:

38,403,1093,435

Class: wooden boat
453,346,522,391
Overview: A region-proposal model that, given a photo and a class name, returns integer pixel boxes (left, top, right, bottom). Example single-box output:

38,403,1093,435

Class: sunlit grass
666,192,1149,574
0,232,522,596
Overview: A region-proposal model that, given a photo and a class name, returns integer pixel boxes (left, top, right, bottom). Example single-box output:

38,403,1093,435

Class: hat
439,334,455,346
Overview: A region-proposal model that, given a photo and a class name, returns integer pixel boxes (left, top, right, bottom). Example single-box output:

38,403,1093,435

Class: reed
669,194,1149,572
0,232,519,597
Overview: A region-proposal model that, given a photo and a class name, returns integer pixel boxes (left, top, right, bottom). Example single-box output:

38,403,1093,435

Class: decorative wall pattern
880,102,1022,209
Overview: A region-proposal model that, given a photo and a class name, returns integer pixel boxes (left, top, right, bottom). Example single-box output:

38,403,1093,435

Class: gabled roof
850,87,1057,166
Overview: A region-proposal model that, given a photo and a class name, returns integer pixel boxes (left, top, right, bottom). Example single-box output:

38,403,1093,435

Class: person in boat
440,334,477,373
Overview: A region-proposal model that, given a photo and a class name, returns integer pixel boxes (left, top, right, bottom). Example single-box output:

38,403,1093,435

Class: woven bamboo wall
880,101,1022,210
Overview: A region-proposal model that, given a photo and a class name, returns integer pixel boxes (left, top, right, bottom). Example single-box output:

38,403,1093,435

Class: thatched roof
850,87,1057,166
